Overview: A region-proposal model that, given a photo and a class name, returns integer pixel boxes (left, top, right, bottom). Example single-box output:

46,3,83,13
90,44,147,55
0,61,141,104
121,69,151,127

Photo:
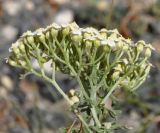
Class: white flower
11,42,19,48
101,39,115,48
34,28,45,36
100,28,108,33
51,23,61,29
69,22,79,30
82,27,99,35
145,43,155,50
21,30,33,37
100,39,108,45
122,58,128,65
71,29,82,36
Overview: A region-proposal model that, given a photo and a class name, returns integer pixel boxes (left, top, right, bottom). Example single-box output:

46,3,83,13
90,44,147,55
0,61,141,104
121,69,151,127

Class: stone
54,9,74,24
0,75,13,91
3,0,22,16
1,25,18,41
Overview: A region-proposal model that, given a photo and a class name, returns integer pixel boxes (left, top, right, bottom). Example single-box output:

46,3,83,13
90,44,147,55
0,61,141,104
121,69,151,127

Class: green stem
135,52,140,61
55,38,89,99
76,74,89,99
31,70,72,105
50,79,72,105
65,61,89,99
76,113,92,133
91,106,101,127
101,79,121,104
52,61,55,80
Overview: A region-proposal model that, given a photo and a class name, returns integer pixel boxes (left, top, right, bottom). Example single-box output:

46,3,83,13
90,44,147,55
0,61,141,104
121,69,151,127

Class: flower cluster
7,22,153,92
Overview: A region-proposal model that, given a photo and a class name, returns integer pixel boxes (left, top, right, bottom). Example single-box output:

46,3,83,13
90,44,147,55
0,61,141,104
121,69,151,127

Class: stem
67,63,89,99
135,52,140,61
31,70,72,105
110,50,123,68
51,80,72,105
91,106,101,127
76,113,92,133
52,61,55,80
107,52,110,67
101,79,121,104
51,74,91,132
67,119,77,133
55,37,89,99
76,75,89,99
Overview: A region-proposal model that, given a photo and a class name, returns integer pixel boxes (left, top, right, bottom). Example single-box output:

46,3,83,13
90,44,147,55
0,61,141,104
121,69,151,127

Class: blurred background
0,0,160,133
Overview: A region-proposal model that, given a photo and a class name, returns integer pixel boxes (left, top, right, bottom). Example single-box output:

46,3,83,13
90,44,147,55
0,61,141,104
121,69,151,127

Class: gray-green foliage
7,22,153,132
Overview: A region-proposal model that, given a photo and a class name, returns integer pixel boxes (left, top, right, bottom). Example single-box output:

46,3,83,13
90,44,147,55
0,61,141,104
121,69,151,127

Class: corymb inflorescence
7,22,153,92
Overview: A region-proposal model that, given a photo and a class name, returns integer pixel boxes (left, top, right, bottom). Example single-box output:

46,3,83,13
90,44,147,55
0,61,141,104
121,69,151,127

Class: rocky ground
0,0,160,133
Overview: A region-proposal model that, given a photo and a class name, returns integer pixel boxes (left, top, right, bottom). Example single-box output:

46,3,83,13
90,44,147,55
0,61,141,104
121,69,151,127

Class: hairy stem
101,79,121,104
76,113,92,133
91,106,101,127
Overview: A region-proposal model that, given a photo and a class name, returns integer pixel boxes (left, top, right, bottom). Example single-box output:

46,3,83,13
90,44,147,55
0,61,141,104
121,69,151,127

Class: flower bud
122,44,128,51
62,27,70,36
69,22,79,30
82,28,93,38
145,64,151,74
71,30,82,43
108,40,116,49
39,33,46,43
50,23,60,38
136,41,145,53
19,42,25,52
101,40,110,52
101,39,114,47
139,63,147,75
20,60,27,67
69,89,75,96
117,41,123,49
145,48,151,58
70,96,79,105
45,31,50,40
122,58,128,65
114,64,123,72
12,42,19,47
8,59,17,66
11,42,19,54
24,38,28,45
99,29,107,38
104,122,112,129
109,32,118,39
13,47,20,55
120,78,130,88
61,24,70,36
85,40,92,48
71,35,82,43
27,36,34,44
101,39,108,45
83,32,91,38
94,39,100,47
50,28,58,38
103,45,110,53
112,71,120,80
